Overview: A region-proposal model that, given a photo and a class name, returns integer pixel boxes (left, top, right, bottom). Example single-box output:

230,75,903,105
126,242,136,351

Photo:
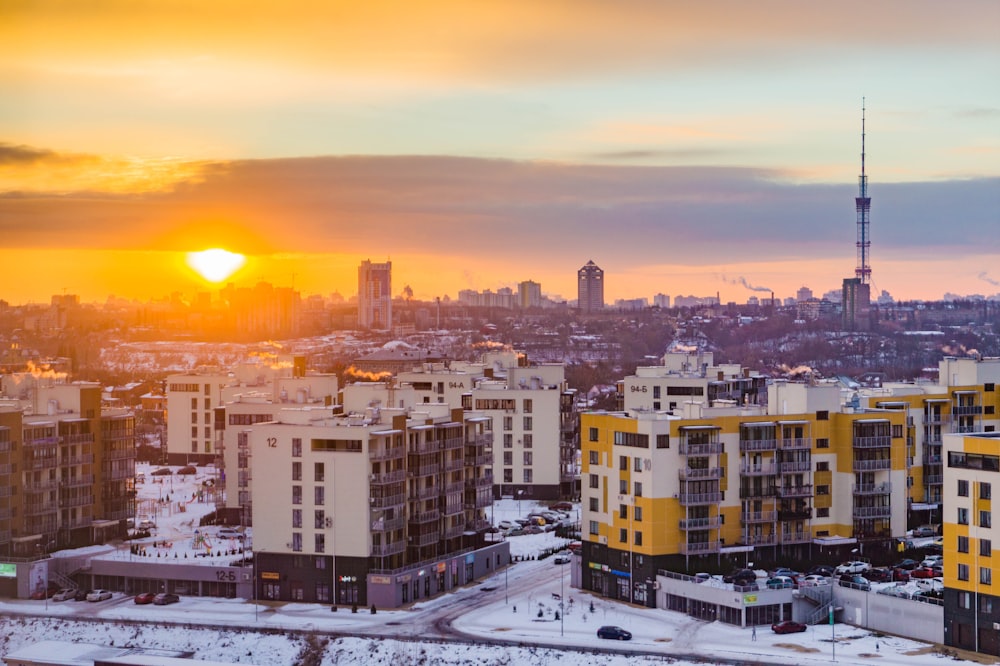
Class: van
217,527,244,540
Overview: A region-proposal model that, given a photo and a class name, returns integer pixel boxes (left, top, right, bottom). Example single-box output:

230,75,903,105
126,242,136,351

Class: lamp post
516,489,524,517
560,554,565,636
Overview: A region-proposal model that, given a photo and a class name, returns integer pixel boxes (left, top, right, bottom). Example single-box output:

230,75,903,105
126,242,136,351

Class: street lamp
516,489,524,516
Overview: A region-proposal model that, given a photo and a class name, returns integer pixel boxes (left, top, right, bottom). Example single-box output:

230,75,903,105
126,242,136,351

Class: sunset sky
2,1,998,306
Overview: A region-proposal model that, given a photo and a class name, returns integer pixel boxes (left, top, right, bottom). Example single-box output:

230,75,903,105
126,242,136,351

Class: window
959,591,972,609
816,508,830,518
292,462,302,481
619,479,627,494
634,505,643,522
958,535,969,553
204,384,211,396
315,510,325,529
292,438,302,457
292,509,302,528
292,485,302,505
634,457,642,472
589,450,599,465
891,424,903,438
982,567,992,585
634,481,642,497
589,497,599,512
315,486,325,505
816,485,830,495
982,539,992,557
191,426,198,438
634,531,642,546
504,469,513,483
316,582,331,603
523,434,532,448
816,461,829,471
315,533,325,553
958,507,969,525
523,469,532,483
315,463,325,482
958,479,969,497
589,520,599,535
982,482,992,500
653,386,661,399
589,474,599,489
291,532,303,552
619,528,627,543
523,399,533,414
504,416,513,431
619,456,628,471
504,434,513,448
191,398,198,409
656,435,669,449
316,557,327,570
523,451,532,466
204,426,211,439
986,383,995,392
980,510,992,528
981,596,994,613
589,427,599,442
958,563,969,581
503,451,513,466
619,504,628,520
816,410,829,421
523,416,533,431
816,438,829,449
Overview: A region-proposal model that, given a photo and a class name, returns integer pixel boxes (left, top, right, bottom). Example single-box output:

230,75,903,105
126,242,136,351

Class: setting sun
186,249,246,282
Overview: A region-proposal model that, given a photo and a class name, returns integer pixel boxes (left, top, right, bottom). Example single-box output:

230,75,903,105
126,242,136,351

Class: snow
0,470,986,665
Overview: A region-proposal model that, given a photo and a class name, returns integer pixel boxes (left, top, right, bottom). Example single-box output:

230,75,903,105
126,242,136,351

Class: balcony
370,493,406,508
925,475,943,485
107,468,133,481
409,440,440,455
24,457,58,470
853,458,891,472
465,475,494,489
742,510,777,523
441,524,466,539
779,531,811,545
739,439,777,453
746,533,776,546
413,485,439,500
441,502,464,517
679,540,720,555
740,463,778,476
740,486,777,499
60,474,95,488
465,454,491,467
371,515,406,532
62,433,95,445
852,482,892,496
371,541,407,557
679,467,724,481
852,505,891,519
443,457,465,472
679,441,724,456
679,517,721,530
852,436,891,449
370,446,406,461
678,492,723,505
23,479,60,492
953,405,983,416
59,494,94,508
103,448,133,460
64,454,94,465
778,509,811,521
24,502,58,516
409,531,440,547
778,460,811,474
923,453,942,464
371,470,407,485
23,436,59,448
408,510,441,525
443,481,466,494
408,463,441,478
778,485,813,498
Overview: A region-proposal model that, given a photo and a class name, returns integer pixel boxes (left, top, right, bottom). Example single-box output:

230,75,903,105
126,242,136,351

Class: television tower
855,99,871,284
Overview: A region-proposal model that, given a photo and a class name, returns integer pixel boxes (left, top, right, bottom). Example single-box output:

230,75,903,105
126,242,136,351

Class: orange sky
2,2,998,305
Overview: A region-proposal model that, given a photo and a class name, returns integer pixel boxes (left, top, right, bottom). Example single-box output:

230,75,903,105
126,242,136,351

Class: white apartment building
247,402,503,608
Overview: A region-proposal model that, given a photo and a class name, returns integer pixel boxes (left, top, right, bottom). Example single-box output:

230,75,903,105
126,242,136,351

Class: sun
186,248,246,282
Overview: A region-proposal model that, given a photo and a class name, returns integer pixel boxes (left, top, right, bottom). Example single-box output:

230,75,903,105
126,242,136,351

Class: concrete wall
835,586,944,644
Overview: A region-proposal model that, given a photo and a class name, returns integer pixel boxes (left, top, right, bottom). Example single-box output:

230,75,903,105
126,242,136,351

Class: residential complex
357,259,392,330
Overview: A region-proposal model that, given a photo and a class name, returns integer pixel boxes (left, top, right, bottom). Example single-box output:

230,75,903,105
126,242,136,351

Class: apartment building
165,371,233,465
580,379,908,606
0,379,135,579
248,403,502,608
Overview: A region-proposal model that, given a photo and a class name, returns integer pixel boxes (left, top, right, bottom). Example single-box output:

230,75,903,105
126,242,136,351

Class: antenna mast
855,98,871,284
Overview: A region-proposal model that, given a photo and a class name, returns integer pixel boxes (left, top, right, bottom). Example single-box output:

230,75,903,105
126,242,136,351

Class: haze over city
2,1,998,305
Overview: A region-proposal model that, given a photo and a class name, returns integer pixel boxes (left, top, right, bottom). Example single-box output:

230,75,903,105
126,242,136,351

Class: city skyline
2,2,998,305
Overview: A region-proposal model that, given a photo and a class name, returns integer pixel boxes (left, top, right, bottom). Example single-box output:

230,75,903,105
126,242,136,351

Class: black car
723,568,756,585
838,574,871,590
153,593,180,605
807,565,835,578
862,567,892,582
597,625,632,640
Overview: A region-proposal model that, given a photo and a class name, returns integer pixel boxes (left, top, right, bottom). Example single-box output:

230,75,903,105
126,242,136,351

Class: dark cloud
586,148,737,161
0,143,60,165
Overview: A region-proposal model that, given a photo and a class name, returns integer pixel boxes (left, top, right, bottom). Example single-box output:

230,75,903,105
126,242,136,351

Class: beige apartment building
247,402,503,608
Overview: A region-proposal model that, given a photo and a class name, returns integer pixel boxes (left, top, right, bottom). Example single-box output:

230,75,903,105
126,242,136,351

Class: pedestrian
752,625,757,641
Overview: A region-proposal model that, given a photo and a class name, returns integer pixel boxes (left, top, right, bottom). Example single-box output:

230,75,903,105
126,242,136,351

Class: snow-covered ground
0,468,991,665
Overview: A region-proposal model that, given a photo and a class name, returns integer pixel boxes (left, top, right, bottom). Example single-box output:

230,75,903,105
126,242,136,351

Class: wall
835,585,944,644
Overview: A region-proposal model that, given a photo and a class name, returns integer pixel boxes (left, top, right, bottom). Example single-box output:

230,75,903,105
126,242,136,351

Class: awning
911,503,940,511
813,535,857,546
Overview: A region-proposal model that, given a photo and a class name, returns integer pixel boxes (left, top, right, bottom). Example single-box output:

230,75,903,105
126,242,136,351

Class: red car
134,592,156,604
772,620,808,634
909,567,936,579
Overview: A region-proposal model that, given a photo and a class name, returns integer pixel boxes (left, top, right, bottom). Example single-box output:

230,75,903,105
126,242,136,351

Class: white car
497,520,514,531
834,561,870,575
216,528,244,540
86,589,113,602
51,588,77,601
800,574,830,587
921,555,942,568
917,577,944,593
553,553,572,564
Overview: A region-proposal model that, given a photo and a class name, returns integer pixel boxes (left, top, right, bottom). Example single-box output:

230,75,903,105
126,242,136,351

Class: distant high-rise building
653,293,671,309
577,260,604,313
796,286,813,302
358,260,392,329
518,280,542,308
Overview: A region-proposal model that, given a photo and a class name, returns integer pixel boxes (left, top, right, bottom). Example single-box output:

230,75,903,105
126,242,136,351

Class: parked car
694,572,713,583
30,584,60,600
723,568,756,584
86,589,113,602
153,593,180,605
72,589,92,601
134,592,156,605
497,520,514,531
893,558,920,570
909,566,936,579
800,574,830,587
807,564,835,578
771,567,799,579
766,576,795,589
216,527,244,540
917,577,944,593
834,561,870,575
771,620,808,634
567,541,582,554
862,567,892,583
51,588,78,602
553,553,571,565
838,574,870,590
921,555,943,568
597,625,632,640
550,502,573,512
891,568,911,583
911,526,937,538
925,537,944,554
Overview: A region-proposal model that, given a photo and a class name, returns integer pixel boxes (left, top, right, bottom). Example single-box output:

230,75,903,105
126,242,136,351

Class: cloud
979,272,1000,287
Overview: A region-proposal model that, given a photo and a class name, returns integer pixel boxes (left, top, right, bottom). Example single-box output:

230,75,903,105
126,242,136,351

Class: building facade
577,260,604,313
